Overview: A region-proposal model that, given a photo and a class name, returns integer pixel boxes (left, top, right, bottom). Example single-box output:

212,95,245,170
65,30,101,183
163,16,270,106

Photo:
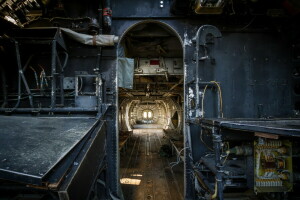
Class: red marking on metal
150,60,160,65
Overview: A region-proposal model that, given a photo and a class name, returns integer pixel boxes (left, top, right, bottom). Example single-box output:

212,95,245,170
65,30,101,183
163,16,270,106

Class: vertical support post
51,40,57,109
184,123,195,200
13,56,22,109
105,106,120,198
96,47,103,117
75,75,79,97
195,40,200,118
60,73,64,106
97,76,103,116
56,52,65,106
212,126,224,200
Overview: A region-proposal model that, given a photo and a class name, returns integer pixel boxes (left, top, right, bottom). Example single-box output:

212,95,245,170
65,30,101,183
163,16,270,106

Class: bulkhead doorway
117,21,184,200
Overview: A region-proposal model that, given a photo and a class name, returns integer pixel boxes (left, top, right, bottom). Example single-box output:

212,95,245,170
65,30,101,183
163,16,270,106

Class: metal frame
0,28,70,113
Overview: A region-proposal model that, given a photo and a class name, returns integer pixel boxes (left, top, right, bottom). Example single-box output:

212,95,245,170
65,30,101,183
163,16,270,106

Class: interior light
131,174,143,177
143,111,147,118
148,111,152,118
120,178,141,185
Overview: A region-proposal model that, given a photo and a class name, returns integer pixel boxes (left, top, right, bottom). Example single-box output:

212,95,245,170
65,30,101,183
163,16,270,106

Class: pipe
200,158,217,174
60,28,118,46
102,0,112,33
0,107,97,113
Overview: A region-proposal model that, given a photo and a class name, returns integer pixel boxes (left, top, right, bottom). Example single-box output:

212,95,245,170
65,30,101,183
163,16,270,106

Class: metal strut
56,51,69,106
13,41,34,109
50,40,57,109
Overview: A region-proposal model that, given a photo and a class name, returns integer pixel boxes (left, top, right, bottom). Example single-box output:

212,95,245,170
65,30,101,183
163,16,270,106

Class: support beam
163,77,183,97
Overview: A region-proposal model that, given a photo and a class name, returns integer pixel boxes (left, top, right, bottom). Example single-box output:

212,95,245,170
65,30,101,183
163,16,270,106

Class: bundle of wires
169,147,189,169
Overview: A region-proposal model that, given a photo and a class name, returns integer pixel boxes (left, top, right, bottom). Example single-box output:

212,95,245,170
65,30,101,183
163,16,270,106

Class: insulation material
118,58,134,89
61,28,118,46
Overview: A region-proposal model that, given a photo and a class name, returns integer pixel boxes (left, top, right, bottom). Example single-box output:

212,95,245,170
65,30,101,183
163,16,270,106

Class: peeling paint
184,32,192,46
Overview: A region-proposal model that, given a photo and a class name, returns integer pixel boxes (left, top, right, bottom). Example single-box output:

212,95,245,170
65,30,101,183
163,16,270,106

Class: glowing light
120,178,141,185
143,110,153,119
4,16,18,26
131,174,143,177
143,111,147,118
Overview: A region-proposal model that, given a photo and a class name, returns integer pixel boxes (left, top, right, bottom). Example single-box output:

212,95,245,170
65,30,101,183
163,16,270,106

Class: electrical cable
222,142,230,165
230,0,235,15
38,65,48,89
222,153,229,165
200,129,214,151
201,81,223,118
210,81,223,118
169,147,189,169
78,77,83,94
211,180,218,199
29,66,39,89
237,16,257,32
201,84,208,117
